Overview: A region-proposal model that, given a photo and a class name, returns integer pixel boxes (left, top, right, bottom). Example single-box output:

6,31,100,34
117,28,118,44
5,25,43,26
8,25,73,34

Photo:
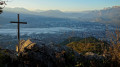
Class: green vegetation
65,37,107,54
60,37,107,45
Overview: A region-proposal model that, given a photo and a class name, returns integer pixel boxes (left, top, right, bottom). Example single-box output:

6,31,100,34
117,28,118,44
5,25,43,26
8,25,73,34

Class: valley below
0,22,117,50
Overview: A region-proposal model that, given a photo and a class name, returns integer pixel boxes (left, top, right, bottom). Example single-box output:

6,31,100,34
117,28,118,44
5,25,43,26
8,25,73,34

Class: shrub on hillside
66,37,107,54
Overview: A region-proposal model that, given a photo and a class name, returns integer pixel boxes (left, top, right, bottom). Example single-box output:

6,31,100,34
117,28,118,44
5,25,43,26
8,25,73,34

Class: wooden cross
10,14,27,53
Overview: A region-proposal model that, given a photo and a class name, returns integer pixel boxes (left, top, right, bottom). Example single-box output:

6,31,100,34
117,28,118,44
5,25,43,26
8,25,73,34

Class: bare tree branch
0,0,7,14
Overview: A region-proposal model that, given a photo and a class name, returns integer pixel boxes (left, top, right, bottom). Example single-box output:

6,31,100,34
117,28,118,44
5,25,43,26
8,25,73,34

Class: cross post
10,14,27,53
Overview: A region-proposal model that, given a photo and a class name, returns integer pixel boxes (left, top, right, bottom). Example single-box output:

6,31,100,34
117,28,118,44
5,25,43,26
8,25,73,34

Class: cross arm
10,21,27,24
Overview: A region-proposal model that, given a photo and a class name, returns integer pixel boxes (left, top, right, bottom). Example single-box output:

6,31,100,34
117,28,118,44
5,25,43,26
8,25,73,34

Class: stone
16,39,36,52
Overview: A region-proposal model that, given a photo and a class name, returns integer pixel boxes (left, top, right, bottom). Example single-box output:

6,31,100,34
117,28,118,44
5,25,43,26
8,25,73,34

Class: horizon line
5,5,120,12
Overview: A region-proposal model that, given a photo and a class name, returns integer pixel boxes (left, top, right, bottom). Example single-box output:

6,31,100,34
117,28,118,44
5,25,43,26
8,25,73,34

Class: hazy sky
6,0,120,11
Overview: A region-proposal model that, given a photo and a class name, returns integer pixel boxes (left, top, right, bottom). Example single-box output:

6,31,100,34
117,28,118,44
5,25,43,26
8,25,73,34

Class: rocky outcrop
84,52,105,60
16,39,44,52
17,39,79,67
15,39,112,67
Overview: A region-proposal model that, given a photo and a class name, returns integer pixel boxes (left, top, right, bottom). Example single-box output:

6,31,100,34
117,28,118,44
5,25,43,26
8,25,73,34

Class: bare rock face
85,52,95,56
16,39,43,52
84,52,105,60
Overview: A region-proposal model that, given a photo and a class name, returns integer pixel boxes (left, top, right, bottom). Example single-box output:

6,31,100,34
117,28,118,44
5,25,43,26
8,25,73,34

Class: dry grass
104,27,120,66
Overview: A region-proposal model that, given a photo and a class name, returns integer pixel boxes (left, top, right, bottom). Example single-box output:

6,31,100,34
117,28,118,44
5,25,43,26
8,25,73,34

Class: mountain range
0,6,120,27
